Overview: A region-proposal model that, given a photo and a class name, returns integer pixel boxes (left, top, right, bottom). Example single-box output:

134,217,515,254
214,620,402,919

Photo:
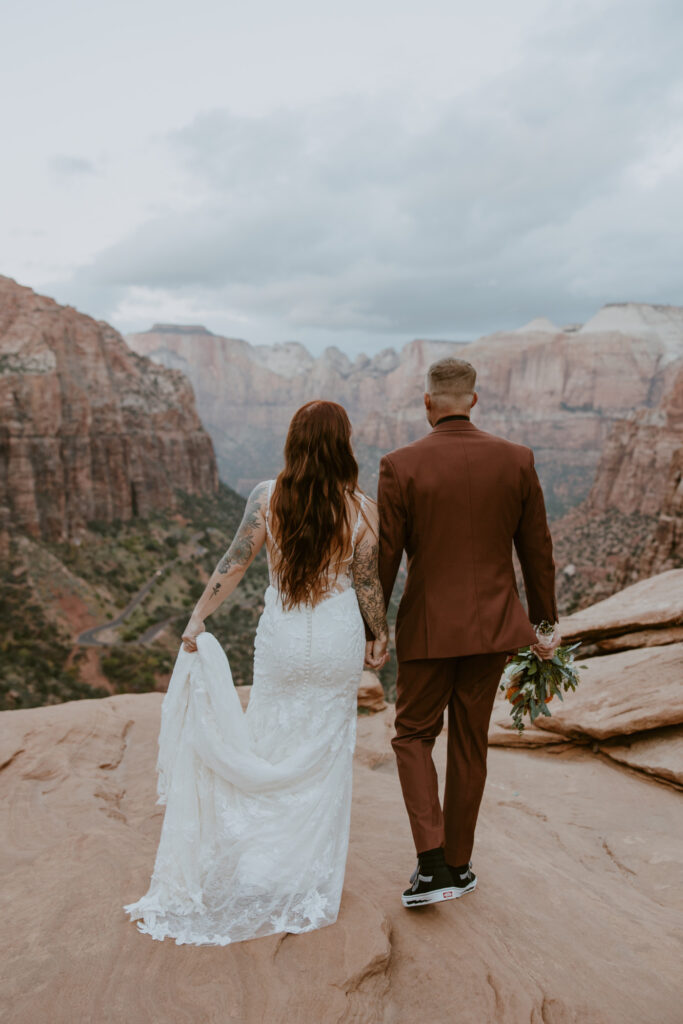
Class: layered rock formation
559,569,683,648
491,570,683,787
553,361,683,610
128,303,683,517
535,642,683,741
0,278,218,542
3,686,682,1023
127,325,466,499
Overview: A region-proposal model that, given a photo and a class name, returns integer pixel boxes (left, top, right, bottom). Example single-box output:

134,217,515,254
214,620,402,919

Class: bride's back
262,400,373,610
264,480,371,606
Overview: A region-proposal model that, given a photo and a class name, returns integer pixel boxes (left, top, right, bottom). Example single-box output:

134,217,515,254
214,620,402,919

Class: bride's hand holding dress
181,482,269,652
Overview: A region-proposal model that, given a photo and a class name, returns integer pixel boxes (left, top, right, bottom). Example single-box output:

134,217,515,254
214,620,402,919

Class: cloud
50,155,98,179
71,0,683,347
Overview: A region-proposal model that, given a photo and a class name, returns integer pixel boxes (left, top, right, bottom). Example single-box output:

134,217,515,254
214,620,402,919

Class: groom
366,357,560,907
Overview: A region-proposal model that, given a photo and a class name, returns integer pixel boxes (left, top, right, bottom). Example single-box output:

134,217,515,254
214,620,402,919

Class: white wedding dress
124,484,367,945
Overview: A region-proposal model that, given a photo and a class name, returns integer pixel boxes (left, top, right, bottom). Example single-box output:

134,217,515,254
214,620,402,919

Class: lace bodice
263,479,368,603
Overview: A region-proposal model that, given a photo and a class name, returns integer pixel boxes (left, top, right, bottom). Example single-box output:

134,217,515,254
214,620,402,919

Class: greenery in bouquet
500,622,584,732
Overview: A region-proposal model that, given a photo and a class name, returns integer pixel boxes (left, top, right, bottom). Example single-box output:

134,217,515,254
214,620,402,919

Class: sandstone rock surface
356,704,396,769
599,726,683,787
488,689,576,748
589,625,683,654
535,643,683,740
2,691,682,1023
357,671,388,713
559,569,683,644
0,277,218,541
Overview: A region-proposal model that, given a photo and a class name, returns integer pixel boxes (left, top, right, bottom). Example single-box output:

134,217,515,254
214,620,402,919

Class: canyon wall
553,358,683,611
128,303,683,518
0,277,218,542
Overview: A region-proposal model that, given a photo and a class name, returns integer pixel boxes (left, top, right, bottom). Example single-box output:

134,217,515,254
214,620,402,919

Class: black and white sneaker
447,860,477,897
408,860,477,895
402,849,458,907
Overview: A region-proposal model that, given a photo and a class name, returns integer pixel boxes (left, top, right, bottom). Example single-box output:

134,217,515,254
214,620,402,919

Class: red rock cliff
0,278,218,541
553,359,683,610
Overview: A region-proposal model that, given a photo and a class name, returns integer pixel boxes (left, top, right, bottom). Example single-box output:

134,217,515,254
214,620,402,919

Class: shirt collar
435,414,470,425
432,416,478,434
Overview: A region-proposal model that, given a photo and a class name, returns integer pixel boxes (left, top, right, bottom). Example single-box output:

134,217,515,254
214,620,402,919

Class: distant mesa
371,348,401,373
514,316,563,334
579,302,683,363
412,338,470,346
322,345,354,376
146,323,215,336
251,340,316,378
127,300,683,526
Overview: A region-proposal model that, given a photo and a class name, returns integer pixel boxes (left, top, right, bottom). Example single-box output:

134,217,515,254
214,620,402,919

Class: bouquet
500,622,584,732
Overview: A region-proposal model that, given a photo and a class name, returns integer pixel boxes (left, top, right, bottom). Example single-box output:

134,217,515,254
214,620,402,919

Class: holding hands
364,634,390,671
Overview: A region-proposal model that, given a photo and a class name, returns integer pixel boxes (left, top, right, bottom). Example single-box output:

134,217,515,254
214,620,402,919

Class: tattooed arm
351,500,389,670
181,482,268,652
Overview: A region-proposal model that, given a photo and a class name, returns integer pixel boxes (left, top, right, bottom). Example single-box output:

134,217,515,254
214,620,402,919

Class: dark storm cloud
78,0,683,339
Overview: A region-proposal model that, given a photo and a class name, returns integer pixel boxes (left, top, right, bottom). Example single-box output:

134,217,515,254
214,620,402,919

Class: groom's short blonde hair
425,357,477,398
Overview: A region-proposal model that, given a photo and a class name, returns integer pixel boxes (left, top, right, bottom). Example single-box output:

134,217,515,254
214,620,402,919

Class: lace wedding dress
124,484,367,945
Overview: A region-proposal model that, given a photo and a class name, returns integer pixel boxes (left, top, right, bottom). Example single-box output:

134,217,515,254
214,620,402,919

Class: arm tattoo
211,582,221,598
216,483,267,576
352,537,388,639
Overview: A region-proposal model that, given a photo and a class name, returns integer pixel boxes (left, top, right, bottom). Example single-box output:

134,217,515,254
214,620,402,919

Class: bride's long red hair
271,401,360,609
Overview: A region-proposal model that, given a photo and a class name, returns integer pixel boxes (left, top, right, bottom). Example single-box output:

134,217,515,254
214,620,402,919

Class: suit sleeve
365,455,407,640
513,449,558,625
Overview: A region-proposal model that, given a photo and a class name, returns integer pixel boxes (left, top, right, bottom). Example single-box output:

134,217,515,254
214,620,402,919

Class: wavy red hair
271,400,360,609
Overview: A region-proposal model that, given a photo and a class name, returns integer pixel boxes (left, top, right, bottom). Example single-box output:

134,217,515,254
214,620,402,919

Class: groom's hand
531,623,562,660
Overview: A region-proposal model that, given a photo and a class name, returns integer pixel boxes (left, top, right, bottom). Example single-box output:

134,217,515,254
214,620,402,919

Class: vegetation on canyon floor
1,484,271,710
0,565,110,709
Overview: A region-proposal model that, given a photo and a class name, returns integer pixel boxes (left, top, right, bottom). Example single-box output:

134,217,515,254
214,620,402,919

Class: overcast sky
1,0,682,354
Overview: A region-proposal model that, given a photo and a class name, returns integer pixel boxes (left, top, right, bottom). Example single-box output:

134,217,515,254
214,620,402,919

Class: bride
124,400,389,945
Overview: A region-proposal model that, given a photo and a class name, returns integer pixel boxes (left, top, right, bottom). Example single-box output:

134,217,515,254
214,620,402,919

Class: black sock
450,862,471,875
418,847,446,868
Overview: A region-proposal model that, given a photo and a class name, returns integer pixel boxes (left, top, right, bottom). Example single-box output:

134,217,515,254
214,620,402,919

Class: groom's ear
471,392,479,409
424,393,431,412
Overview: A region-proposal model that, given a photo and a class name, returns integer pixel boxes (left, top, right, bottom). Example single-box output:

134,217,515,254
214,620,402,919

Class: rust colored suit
375,417,557,865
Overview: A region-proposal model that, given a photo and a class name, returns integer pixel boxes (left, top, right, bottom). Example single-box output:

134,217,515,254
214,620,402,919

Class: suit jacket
373,418,558,662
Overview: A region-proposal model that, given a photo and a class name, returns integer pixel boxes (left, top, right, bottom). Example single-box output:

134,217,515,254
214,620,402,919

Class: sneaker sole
401,878,477,908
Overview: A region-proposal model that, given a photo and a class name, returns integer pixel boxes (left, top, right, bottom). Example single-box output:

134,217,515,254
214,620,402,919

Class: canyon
1,278,681,715
128,302,683,519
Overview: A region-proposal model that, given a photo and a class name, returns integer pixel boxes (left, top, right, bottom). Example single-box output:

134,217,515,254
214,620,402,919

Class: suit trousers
392,651,508,866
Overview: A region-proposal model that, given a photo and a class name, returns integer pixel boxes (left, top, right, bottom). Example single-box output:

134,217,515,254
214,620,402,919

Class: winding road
76,532,205,647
